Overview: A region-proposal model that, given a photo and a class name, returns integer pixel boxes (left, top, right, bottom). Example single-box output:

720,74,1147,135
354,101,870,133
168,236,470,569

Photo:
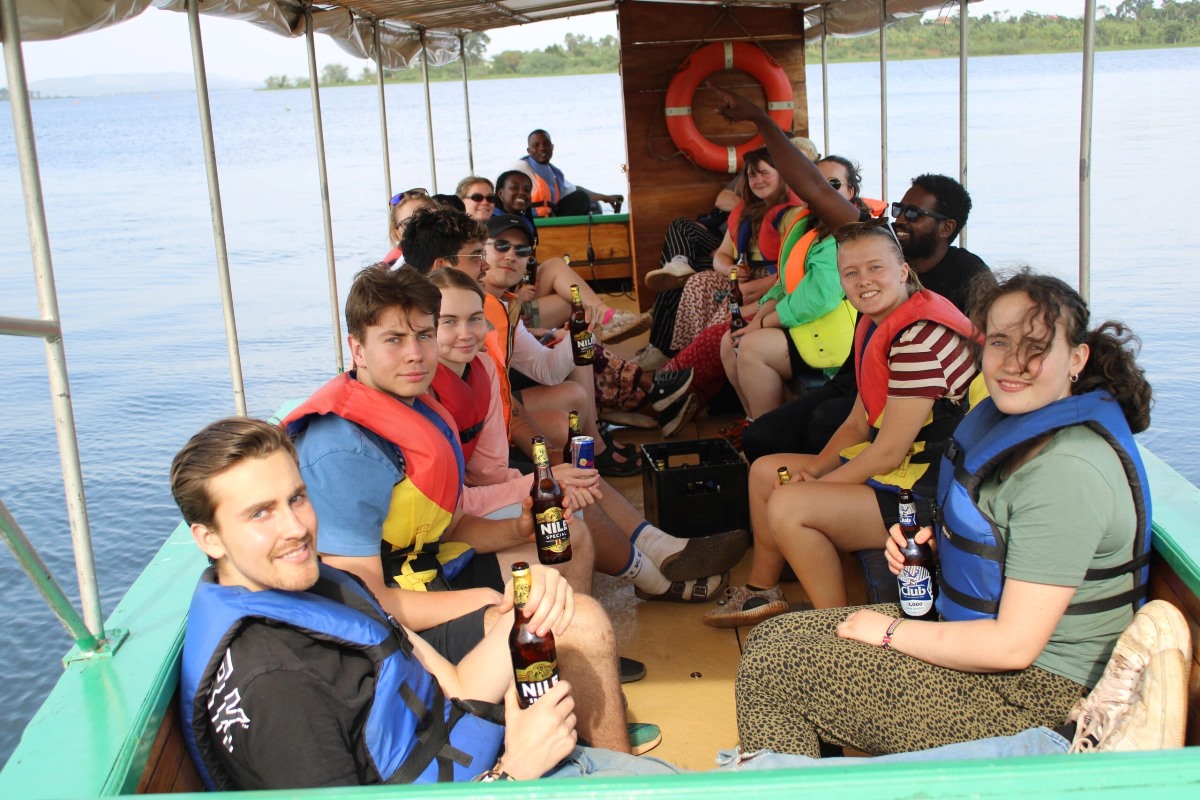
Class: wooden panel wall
618,1,810,311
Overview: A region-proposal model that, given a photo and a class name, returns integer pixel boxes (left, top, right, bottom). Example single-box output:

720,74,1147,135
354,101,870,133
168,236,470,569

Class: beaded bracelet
881,617,905,649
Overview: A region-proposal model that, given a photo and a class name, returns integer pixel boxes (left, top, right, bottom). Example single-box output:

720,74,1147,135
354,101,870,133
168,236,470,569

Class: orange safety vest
482,292,520,432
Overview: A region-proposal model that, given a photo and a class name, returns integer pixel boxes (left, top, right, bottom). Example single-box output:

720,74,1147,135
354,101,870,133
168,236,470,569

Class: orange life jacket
482,292,519,432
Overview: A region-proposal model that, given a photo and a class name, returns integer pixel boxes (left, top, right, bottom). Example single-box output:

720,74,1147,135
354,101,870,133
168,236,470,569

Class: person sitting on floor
732,268,1163,760
171,420,1189,789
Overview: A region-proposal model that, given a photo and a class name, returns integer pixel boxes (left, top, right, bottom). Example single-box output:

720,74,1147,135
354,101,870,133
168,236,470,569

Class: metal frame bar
958,0,969,249
1,0,105,647
305,2,345,372
187,0,247,416
878,0,888,199
375,19,393,202
421,31,438,193
1079,0,1096,302
821,4,830,156
459,33,475,174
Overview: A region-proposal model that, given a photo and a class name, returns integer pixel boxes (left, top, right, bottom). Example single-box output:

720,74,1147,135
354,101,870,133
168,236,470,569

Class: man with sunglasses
888,174,994,313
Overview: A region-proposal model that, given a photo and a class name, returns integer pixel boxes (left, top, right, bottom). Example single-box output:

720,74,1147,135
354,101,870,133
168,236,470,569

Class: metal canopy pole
0,0,104,645
879,0,888,199
1079,0,1097,302
187,0,247,416
958,0,969,249
374,19,393,202
305,3,345,372
821,4,830,156
421,31,438,193
459,33,476,174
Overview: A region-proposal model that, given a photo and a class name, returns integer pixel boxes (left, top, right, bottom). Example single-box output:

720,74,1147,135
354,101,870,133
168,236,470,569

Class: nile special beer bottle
896,489,938,621
509,562,560,708
562,410,581,464
777,466,791,485
530,438,572,564
568,284,595,366
728,266,748,335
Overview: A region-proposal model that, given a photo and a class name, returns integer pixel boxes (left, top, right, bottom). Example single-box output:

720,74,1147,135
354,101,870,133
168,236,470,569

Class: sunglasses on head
488,239,533,257
466,193,498,204
834,217,903,250
890,201,950,222
827,178,843,190
390,188,429,206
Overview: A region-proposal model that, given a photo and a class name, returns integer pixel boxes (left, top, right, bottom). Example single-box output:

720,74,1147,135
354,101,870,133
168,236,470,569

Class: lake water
1,47,1198,766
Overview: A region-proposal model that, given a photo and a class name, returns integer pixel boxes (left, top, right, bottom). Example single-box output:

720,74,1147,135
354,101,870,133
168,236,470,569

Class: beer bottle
530,438,572,564
524,260,538,286
562,410,581,465
728,266,748,335
509,561,560,708
896,489,938,621
568,284,595,366
777,466,791,485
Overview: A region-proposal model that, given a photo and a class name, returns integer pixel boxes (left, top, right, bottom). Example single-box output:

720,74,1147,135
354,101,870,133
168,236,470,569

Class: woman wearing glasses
383,191,438,267
456,176,498,223
733,268,1155,759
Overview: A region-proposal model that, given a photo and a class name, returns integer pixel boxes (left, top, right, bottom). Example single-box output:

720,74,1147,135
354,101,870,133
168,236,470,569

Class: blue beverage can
570,436,595,469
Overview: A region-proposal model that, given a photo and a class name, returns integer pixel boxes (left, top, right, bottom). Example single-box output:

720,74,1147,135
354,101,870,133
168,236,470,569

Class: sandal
595,444,641,478
635,572,729,603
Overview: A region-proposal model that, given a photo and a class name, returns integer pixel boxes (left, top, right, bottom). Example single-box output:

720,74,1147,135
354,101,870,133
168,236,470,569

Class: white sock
630,523,683,567
614,545,671,594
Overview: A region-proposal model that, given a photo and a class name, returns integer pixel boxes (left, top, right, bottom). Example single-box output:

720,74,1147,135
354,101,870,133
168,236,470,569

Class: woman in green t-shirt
734,269,1154,757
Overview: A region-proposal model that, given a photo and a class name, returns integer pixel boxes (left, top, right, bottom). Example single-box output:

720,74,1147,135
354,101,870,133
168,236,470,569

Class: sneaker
628,722,663,756
702,584,791,629
632,343,670,372
599,309,653,344
599,410,659,430
644,256,696,292
659,392,703,438
1067,599,1191,753
646,367,694,412
619,656,646,684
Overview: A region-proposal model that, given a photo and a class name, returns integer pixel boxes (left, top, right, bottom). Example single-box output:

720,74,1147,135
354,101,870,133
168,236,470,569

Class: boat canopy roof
10,0,974,69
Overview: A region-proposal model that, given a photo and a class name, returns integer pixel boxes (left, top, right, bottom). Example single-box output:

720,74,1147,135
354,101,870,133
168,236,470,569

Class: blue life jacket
935,391,1152,622
180,564,505,790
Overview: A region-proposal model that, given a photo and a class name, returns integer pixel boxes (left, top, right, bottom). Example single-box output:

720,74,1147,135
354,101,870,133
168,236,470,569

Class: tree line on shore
262,1,1200,89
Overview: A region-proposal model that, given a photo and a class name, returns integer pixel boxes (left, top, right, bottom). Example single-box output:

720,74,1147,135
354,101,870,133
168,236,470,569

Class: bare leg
537,257,605,309
737,327,793,420
498,515,595,595
745,453,814,588
482,594,628,752
765,482,887,608
580,504,635,574
720,329,751,413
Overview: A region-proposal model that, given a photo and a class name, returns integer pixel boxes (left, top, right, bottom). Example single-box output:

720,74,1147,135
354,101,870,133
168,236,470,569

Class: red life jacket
724,192,803,267
429,358,492,463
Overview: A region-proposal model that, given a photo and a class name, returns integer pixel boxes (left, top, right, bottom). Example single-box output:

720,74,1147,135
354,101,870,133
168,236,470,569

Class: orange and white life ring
665,41,794,174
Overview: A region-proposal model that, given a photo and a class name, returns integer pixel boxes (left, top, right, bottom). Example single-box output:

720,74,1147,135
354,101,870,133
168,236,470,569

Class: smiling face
482,228,534,294
461,180,496,223
982,291,1089,416
745,159,781,201
527,131,554,164
891,185,945,261
192,450,319,593
436,286,487,368
499,173,533,212
349,306,439,403
837,235,911,324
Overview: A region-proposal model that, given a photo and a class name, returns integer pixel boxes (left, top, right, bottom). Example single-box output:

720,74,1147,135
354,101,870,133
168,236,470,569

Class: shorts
421,606,490,664
783,329,825,386
447,551,504,593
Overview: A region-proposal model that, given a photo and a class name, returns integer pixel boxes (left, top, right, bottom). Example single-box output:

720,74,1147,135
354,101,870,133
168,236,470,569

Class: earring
1070,373,1079,383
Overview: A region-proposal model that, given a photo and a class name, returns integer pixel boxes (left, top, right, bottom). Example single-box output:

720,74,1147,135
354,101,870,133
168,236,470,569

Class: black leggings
648,218,722,354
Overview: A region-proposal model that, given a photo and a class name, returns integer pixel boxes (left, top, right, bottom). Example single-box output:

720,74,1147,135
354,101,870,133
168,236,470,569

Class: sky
5,1,1099,85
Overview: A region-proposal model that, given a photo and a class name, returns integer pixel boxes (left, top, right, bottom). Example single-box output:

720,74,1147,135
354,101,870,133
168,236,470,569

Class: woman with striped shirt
705,222,978,625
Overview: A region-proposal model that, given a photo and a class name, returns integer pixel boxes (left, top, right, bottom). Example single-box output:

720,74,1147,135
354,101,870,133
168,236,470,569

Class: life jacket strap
460,420,484,445
938,576,1000,616
941,527,1005,562
1063,583,1148,616
1084,551,1151,582
386,682,475,784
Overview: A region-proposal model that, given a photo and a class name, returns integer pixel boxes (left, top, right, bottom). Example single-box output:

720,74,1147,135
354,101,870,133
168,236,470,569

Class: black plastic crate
640,438,749,538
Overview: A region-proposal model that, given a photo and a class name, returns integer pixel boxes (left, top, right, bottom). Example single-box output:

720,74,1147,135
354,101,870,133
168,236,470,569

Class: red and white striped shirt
887,322,976,402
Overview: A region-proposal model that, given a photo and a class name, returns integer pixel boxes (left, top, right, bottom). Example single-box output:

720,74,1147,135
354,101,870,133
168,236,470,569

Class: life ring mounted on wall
665,41,794,174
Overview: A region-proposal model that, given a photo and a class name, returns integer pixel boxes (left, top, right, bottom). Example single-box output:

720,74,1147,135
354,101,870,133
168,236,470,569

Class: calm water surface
1,49,1198,765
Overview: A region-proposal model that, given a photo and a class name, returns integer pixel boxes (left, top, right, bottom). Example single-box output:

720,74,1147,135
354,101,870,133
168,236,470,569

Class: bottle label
515,660,560,704
513,578,531,608
898,565,935,617
573,330,595,360
535,506,571,553
898,501,918,529
531,442,550,467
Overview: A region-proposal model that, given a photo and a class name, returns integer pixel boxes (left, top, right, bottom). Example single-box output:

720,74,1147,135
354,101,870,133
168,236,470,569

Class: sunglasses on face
827,178,843,190
488,239,534,258
891,201,950,222
390,188,429,206
466,193,498,204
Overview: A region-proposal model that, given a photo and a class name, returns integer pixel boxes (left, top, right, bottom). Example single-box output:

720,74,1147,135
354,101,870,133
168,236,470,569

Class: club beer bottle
568,284,595,366
728,266,748,335
896,489,938,621
563,410,581,464
530,437,572,564
509,561,560,708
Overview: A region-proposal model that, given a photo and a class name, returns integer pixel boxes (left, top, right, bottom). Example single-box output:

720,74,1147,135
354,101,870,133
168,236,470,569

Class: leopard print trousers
735,604,1087,757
